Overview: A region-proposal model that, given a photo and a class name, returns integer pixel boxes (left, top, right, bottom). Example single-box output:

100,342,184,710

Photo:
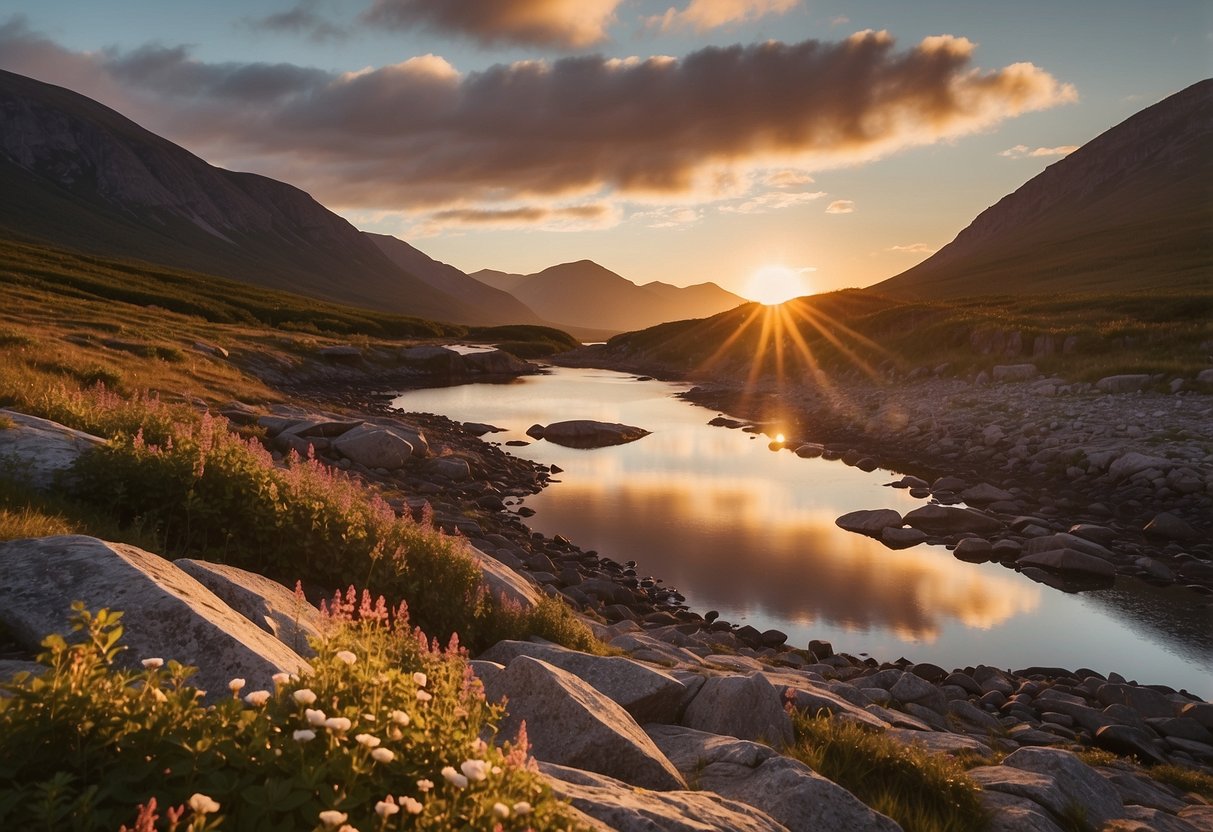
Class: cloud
243,1,349,42
999,143,1079,159
631,206,702,228
763,169,815,187
0,20,1077,223
362,0,622,47
825,200,855,214
649,0,799,32
889,242,936,254
829,15,850,26
720,190,826,213
415,203,618,234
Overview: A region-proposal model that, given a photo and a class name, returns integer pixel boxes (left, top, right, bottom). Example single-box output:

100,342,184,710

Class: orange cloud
999,143,1079,159
889,242,936,254
363,0,622,47
825,200,855,214
720,190,827,213
0,21,1077,220
650,0,799,32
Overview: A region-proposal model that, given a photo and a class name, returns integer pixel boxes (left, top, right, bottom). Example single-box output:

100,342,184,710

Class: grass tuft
1149,764,1213,799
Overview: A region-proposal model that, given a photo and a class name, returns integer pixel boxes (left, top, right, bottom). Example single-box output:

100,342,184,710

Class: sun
743,265,813,305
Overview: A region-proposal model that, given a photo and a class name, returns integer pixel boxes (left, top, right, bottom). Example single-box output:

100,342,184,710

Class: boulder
462,349,535,375
540,762,785,832
953,538,994,562
1108,452,1173,482
835,509,903,537
980,789,1067,832
681,672,794,748
881,526,927,549
482,656,685,790
883,728,990,756
174,560,323,656
961,483,1015,504
0,409,105,491
793,443,824,458
426,457,471,481
478,640,688,724
466,547,543,611
0,536,310,696
1143,512,1200,541
1093,724,1169,765
1095,374,1152,393
784,684,890,730
647,724,902,832
331,425,413,469
539,420,651,449
904,505,1004,534
398,345,465,374
992,364,1038,382
1016,548,1116,579
1001,747,1125,827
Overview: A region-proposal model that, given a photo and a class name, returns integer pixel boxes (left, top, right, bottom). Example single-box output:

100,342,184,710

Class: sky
0,2,1209,299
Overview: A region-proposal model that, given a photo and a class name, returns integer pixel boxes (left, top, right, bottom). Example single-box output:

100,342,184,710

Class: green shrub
0,603,584,831
789,713,989,832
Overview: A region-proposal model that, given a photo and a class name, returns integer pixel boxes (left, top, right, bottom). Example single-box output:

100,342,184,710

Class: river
391,365,1212,695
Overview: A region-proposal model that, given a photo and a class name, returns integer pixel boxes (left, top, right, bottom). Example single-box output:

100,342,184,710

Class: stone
175,559,322,656
1106,807,1204,832
1001,747,1125,827
1108,452,1173,481
682,672,794,748
482,656,685,790
953,538,994,562
961,483,1016,504
980,789,1067,832
461,349,535,375
1093,724,1169,765
0,536,310,696
1095,374,1152,393
466,547,543,610
540,762,785,832
1099,769,1187,813
992,364,1038,382
881,526,928,549
647,724,902,832
426,456,471,481
317,345,362,362
478,640,688,724
331,425,412,469
793,443,824,458
835,509,903,537
539,420,651,449
1096,683,1183,719
1144,512,1200,541
0,409,105,491
784,683,890,730
904,504,1004,534
1017,548,1116,578
883,728,990,756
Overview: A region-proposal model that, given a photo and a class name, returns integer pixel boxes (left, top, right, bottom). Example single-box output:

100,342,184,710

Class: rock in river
538,420,651,449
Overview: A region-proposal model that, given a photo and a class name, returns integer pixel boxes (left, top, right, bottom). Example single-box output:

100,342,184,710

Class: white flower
460,759,488,782
293,688,317,706
416,779,433,792
413,671,428,687
355,733,381,748
141,657,164,669
375,798,399,818
293,729,316,743
441,766,468,789
371,747,395,763
335,650,357,666
513,801,532,816
491,765,502,775
243,690,271,707
272,672,291,685
305,708,327,727
390,709,410,726
493,802,510,819
318,809,347,827
228,678,246,693
188,793,220,814
470,738,488,755
362,713,376,722
415,690,432,703
387,727,403,741
325,716,352,733
401,796,423,815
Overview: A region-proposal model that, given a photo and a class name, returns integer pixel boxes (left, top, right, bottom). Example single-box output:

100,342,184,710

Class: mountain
873,79,1213,299
0,69,516,325
470,260,745,332
365,233,544,325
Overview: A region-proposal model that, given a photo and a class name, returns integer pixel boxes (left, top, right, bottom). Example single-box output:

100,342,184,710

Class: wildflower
461,759,488,782
371,747,395,763
492,765,502,775
272,672,291,685
188,794,220,815
390,709,411,726
335,650,357,666
470,738,488,755
441,766,468,789
293,729,316,743
387,727,403,741
493,802,510,819
416,690,432,703
375,798,399,818
244,690,271,707
413,671,428,687
228,678,246,693
293,688,317,705
305,709,327,727
141,658,164,669
318,810,348,827
513,801,532,816
362,713,376,722
325,716,352,733
401,796,423,814
152,688,167,703
416,779,434,792
355,733,381,748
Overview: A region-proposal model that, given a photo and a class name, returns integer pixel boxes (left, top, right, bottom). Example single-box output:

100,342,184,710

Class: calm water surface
392,367,1212,695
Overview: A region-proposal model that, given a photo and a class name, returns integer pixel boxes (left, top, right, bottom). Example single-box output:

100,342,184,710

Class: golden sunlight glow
774,433,785,443
743,265,813,305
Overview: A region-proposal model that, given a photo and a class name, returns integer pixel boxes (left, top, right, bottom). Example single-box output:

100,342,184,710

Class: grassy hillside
599,288,1213,384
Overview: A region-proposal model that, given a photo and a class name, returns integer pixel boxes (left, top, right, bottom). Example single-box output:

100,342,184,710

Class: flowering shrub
0,602,586,831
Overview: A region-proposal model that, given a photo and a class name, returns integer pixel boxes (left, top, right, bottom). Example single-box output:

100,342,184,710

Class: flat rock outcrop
0,536,310,695
535,420,651,449
681,672,794,747
0,409,104,490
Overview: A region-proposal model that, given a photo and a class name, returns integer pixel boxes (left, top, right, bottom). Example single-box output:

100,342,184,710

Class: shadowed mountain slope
471,260,745,333
0,70,509,325
873,79,1213,299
